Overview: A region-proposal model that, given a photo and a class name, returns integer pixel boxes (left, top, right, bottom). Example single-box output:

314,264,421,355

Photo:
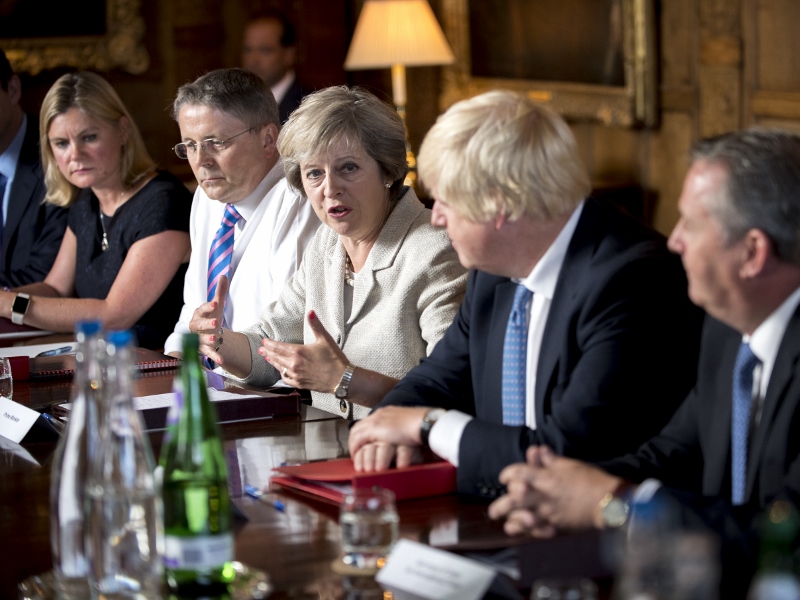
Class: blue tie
0,172,7,246
502,284,533,425
731,342,760,505
207,203,243,303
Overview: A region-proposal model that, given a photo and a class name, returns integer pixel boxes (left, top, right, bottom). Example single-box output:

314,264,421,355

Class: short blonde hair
40,72,155,207
277,86,408,201
418,90,591,222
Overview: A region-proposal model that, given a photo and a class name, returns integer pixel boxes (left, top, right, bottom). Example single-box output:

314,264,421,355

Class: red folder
270,458,456,503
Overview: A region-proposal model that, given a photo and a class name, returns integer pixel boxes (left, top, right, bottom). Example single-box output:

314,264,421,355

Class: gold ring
282,367,288,377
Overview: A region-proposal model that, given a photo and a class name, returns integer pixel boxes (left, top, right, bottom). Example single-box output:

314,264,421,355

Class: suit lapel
325,242,346,346
704,333,739,496
348,191,422,324
746,308,800,497
4,163,36,255
534,203,597,415
487,280,517,423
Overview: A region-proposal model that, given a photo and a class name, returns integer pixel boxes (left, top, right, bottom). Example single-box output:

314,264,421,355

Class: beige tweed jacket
241,188,468,419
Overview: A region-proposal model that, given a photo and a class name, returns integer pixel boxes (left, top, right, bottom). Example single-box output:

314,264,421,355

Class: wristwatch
334,364,356,413
598,482,633,528
11,293,30,325
419,408,446,448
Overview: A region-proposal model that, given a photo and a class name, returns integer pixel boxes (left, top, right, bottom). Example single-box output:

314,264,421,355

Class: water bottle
748,500,800,600
50,320,104,599
85,329,163,598
160,333,234,596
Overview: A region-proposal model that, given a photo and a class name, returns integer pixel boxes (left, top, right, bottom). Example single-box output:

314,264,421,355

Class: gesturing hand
189,274,228,364
258,310,349,392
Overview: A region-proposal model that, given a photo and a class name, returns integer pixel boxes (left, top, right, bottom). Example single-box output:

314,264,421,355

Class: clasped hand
487,445,623,537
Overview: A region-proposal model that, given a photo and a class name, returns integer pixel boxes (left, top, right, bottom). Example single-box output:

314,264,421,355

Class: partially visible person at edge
0,71,191,349
163,68,319,361
241,9,309,124
487,129,800,598
0,48,68,287
190,86,468,419
348,90,703,494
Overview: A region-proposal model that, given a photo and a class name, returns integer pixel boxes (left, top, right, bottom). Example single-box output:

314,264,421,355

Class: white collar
225,157,284,221
518,201,585,298
270,71,295,105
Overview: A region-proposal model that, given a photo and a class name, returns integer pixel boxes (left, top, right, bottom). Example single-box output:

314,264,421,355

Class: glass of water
0,357,13,399
340,487,399,571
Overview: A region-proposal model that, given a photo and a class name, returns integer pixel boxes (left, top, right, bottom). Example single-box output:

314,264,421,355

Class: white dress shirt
271,71,295,106
745,284,800,419
428,202,585,466
164,158,320,357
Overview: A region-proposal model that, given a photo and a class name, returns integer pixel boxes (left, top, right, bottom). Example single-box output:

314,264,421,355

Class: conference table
0,357,612,599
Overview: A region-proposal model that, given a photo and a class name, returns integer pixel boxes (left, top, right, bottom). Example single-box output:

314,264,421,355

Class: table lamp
344,0,454,187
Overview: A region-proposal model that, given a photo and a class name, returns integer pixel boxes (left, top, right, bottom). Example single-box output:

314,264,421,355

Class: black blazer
1,117,67,287
379,199,704,497
278,79,309,125
600,309,800,597
603,307,800,515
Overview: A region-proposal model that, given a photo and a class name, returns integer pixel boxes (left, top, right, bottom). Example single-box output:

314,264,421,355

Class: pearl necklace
344,254,355,287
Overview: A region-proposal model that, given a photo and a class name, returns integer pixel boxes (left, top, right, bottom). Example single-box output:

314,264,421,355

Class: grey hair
692,128,800,265
277,86,408,201
172,68,279,129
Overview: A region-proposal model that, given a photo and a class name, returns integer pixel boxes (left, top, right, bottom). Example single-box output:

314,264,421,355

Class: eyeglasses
172,127,255,159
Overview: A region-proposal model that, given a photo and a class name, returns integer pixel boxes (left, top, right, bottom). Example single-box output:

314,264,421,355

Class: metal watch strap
11,293,30,325
419,408,446,449
335,364,356,414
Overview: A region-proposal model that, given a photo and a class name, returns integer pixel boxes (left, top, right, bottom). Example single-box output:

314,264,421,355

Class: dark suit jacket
379,199,704,497
1,117,68,287
600,309,800,596
278,79,309,125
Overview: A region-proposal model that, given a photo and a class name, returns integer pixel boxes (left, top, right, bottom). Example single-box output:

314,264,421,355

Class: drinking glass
531,577,598,600
339,487,399,570
0,357,13,399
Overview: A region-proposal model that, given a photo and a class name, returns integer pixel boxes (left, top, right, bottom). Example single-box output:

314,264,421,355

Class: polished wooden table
0,367,611,599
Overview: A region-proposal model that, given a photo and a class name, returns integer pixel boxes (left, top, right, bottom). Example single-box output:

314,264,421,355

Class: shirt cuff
632,478,662,503
163,331,181,355
428,410,473,467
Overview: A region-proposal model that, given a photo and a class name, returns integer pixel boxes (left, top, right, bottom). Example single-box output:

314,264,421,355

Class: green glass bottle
160,334,234,596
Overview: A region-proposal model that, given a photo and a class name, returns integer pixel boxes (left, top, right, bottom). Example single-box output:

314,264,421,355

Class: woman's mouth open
328,205,351,219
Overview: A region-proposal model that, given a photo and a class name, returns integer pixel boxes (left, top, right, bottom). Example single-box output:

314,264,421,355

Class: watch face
335,386,346,399
603,497,629,528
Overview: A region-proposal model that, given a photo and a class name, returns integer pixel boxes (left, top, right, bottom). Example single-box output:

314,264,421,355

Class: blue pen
244,484,285,512
36,346,74,357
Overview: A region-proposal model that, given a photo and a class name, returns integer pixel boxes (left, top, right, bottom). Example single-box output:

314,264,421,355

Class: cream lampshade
344,0,454,186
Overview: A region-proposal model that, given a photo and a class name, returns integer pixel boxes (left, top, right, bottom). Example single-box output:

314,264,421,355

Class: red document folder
270,458,457,503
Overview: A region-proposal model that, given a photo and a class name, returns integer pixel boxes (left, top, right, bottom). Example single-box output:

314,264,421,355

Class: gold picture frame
440,0,658,128
2,0,149,76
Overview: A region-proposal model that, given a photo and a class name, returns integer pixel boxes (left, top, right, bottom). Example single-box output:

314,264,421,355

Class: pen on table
42,412,66,435
36,346,73,357
244,484,285,512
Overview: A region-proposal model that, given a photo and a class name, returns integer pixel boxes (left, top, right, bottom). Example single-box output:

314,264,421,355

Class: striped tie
502,284,533,426
207,204,242,302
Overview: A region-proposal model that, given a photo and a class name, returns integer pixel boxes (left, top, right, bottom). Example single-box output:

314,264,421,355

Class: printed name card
0,396,42,443
376,539,496,600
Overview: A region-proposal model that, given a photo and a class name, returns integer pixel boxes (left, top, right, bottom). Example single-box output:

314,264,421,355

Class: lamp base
396,103,417,190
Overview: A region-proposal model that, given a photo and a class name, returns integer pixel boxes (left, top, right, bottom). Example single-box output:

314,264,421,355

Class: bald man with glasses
164,68,319,362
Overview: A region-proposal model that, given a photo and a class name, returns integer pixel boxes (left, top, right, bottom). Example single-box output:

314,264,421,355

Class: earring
384,181,391,188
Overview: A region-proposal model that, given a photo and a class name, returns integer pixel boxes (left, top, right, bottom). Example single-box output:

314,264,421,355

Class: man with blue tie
485,128,800,595
0,49,67,287
348,90,704,495
164,68,319,360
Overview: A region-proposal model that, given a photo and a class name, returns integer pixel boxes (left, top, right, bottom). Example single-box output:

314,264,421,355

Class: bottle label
163,533,233,570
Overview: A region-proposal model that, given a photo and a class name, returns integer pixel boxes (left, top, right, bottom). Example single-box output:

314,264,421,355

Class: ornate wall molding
3,0,149,75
